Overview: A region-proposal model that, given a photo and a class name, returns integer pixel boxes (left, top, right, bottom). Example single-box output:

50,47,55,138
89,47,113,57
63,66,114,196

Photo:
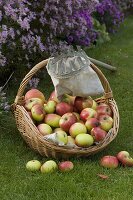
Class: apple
96,103,112,117
37,123,53,136
58,161,74,172
44,113,61,128
62,94,75,105
90,127,107,142
117,151,133,167
41,160,58,173
56,102,73,116
75,134,94,147
85,118,100,132
25,89,45,103
31,104,45,121
74,96,93,112
54,127,64,132
55,130,68,145
24,98,44,111
44,100,56,114
48,90,59,103
69,122,87,138
59,112,77,132
100,156,119,168
99,114,113,131
66,136,76,147
80,108,97,122
26,160,41,172
91,100,97,110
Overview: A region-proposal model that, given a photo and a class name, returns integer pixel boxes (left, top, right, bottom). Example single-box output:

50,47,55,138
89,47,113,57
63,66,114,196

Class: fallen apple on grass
117,151,133,167
100,156,119,169
58,161,74,172
41,160,58,173
26,160,41,172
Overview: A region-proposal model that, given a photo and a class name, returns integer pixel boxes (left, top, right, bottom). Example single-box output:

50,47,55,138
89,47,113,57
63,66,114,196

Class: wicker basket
11,59,119,159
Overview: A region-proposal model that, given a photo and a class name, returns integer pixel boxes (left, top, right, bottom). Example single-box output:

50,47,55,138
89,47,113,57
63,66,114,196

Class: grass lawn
0,16,133,200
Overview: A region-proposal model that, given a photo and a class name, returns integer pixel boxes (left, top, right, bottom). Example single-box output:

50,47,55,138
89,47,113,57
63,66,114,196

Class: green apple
75,134,94,147
41,160,58,173
69,122,87,138
44,100,57,114
55,130,68,145
37,123,53,136
91,100,97,110
31,104,45,121
26,160,41,172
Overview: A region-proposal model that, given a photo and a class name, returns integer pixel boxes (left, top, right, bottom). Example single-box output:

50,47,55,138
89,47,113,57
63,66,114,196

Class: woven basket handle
14,59,113,105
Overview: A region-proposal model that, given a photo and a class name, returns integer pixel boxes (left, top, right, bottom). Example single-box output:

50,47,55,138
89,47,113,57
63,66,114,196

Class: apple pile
26,159,74,173
100,151,133,168
24,89,114,148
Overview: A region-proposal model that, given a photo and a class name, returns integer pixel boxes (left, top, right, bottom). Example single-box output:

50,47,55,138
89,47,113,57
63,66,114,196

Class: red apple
96,103,112,117
90,127,107,142
56,102,73,116
74,96,93,112
59,112,77,132
117,151,133,167
48,90,59,103
75,134,94,147
69,122,87,138
100,156,119,168
31,104,45,121
99,114,113,131
44,113,61,128
25,89,45,103
85,118,100,132
80,108,97,122
59,161,74,172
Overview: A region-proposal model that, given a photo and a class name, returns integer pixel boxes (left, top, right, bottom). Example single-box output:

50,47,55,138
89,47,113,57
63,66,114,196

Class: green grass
0,16,133,200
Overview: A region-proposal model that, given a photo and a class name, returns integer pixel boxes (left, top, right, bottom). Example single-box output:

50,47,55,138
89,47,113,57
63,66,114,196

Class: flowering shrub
113,0,133,11
0,0,127,74
95,0,124,33
0,87,10,113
